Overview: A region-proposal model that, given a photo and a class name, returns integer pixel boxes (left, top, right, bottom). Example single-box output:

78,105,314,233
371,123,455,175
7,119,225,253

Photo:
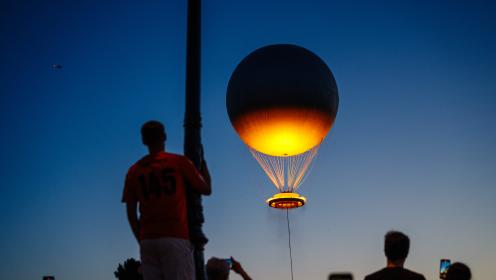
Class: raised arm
181,157,211,195
231,257,252,280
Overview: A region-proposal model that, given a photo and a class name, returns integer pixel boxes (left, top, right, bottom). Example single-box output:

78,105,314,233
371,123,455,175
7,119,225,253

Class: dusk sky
1,0,495,279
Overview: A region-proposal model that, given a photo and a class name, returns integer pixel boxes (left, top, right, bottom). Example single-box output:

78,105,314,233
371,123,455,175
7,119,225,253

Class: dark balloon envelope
227,44,339,156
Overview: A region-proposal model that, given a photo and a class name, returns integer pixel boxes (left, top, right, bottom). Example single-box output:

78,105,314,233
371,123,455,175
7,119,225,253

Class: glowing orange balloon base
266,192,307,209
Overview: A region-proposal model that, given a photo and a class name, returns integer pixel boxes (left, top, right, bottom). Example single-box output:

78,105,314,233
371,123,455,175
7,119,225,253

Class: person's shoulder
163,152,185,160
127,156,147,173
160,152,196,169
364,268,387,280
403,268,426,280
159,152,189,164
134,154,153,167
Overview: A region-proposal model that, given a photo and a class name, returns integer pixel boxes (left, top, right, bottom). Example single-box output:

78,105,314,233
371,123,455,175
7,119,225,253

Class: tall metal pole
184,0,207,279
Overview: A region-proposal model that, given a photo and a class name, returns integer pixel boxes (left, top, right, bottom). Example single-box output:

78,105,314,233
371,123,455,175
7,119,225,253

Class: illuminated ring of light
266,192,307,209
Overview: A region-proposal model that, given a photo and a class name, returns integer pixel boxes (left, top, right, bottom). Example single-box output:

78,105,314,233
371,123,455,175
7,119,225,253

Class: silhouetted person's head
384,231,410,266
206,258,230,280
141,121,166,152
446,262,471,280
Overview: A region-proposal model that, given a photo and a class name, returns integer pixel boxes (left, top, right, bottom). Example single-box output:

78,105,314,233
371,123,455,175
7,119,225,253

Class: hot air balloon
227,44,339,209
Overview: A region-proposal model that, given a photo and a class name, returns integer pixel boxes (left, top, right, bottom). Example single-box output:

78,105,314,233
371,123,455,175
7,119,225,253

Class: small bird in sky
52,64,62,70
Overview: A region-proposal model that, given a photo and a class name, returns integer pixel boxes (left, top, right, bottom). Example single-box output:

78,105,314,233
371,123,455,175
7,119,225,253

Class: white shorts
140,237,195,280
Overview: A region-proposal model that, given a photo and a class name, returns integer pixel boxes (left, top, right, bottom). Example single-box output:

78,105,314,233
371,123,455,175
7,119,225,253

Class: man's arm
126,202,140,242
231,257,252,280
181,157,211,195
199,159,211,188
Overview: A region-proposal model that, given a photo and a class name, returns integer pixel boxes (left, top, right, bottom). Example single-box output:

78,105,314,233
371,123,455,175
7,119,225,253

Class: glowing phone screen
440,259,451,279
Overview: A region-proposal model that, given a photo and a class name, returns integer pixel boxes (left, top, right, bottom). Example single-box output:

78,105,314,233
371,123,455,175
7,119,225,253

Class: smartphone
328,273,353,280
224,258,233,269
440,259,451,279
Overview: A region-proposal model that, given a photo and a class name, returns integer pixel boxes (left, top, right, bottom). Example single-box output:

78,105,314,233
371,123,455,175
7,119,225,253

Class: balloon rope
286,209,294,280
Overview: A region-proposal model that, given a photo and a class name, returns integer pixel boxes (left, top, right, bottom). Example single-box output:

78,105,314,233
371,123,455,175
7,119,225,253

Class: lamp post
183,0,207,279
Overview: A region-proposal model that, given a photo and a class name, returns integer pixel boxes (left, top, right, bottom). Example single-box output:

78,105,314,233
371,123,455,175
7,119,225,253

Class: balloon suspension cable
286,209,294,280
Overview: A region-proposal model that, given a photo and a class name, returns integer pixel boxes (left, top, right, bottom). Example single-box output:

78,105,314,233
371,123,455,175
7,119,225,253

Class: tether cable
286,208,294,280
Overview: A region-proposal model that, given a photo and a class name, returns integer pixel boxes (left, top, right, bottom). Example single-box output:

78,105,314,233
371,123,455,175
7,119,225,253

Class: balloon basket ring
266,192,306,209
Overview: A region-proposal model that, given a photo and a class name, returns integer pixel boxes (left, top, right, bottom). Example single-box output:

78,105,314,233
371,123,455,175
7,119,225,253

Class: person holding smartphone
364,231,426,280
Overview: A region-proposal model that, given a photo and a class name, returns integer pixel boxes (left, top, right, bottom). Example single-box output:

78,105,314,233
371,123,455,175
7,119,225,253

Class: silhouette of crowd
360,231,471,280
120,121,472,280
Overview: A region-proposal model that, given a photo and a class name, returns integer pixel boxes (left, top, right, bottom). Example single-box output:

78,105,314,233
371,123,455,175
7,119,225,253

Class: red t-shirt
122,152,206,240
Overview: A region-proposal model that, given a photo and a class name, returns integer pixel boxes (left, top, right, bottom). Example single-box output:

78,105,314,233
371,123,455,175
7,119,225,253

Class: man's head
141,120,166,147
206,258,230,280
446,262,471,280
384,231,410,263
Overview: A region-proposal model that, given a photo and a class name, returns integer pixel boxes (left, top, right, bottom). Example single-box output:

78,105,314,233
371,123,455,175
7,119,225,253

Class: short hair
141,120,166,146
384,231,410,261
446,262,471,280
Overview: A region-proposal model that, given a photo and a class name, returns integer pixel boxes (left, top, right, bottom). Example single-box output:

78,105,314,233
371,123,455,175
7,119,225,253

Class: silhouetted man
364,231,426,280
122,121,211,280
446,262,471,280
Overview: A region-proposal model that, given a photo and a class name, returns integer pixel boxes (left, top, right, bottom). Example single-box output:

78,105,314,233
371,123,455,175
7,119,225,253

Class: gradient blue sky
1,0,495,279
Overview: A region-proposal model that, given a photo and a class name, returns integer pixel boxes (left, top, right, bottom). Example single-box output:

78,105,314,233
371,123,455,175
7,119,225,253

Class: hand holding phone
224,258,233,269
